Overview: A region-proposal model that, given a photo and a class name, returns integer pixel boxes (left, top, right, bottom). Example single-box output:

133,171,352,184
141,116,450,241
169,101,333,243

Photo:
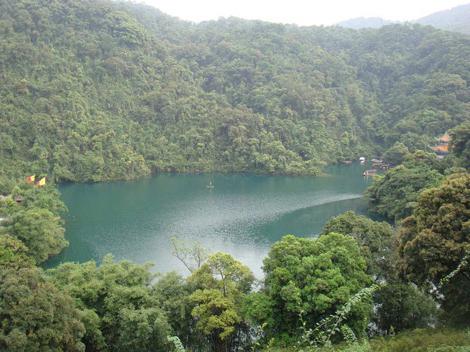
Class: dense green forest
0,0,469,182
0,0,469,351
1,137,469,351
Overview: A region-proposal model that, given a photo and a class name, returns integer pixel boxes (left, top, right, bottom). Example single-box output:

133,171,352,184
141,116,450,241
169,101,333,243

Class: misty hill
336,17,394,29
337,4,470,35
1,0,469,182
416,3,470,35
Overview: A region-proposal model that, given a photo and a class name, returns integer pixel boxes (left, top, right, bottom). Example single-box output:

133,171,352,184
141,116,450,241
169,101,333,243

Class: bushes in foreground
265,329,470,352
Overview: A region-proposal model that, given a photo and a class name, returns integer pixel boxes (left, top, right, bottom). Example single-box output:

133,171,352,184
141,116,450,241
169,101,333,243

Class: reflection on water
46,163,372,277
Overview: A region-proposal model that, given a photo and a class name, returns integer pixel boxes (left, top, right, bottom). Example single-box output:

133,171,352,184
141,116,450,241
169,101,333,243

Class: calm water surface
47,164,372,277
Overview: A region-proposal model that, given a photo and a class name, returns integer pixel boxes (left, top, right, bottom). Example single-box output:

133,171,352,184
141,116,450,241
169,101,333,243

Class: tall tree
0,255,85,352
397,173,470,325
188,253,254,352
259,233,372,342
48,256,171,352
321,211,394,279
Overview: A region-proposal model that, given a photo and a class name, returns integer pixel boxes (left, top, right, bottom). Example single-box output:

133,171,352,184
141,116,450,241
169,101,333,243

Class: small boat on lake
206,180,215,189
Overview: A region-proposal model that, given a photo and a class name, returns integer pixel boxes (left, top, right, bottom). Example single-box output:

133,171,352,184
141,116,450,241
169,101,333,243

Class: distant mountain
337,17,393,29
337,3,470,35
416,4,470,35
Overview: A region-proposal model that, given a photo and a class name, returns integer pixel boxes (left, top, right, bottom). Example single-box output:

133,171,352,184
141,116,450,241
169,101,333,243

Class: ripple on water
47,164,372,277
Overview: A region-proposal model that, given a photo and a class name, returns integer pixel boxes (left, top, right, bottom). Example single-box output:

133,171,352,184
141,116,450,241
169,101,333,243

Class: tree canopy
188,253,255,352
47,256,171,352
397,173,470,325
321,211,394,279
257,233,372,342
0,0,469,182
0,0,469,350
0,245,85,352
366,152,446,221
450,122,470,169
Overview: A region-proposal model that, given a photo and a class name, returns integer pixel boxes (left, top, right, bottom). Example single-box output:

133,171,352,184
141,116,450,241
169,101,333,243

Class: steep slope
417,4,470,35
0,0,469,182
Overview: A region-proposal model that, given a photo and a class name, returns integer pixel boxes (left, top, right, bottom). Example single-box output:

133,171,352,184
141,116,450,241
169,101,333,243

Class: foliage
258,233,372,342
299,284,380,348
243,291,276,331
188,252,255,352
264,328,470,352
366,152,445,221
382,143,410,166
373,283,438,334
397,173,470,325
449,122,470,169
0,264,85,352
321,211,394,279
47,256,171,352
0,2,469,349
0,234,35,269
154,272,200,350
168,336,186,352
0,1,469,181
0,169,468,351
13,184,67,216
0,182,68,264
2,207,66,263
368,328,470,352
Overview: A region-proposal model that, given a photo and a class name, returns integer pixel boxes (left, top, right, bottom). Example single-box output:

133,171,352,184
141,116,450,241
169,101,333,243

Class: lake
47,163,372,277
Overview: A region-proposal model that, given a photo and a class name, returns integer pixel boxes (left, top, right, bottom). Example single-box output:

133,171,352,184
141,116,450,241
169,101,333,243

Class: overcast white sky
139,0,469,26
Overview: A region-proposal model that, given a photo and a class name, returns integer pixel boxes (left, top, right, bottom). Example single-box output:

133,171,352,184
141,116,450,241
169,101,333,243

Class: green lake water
47,163,372,277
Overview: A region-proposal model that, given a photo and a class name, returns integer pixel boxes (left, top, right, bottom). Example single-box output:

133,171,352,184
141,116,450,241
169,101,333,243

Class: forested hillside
0,2,469,350
417,4,470,35
1,0,469,182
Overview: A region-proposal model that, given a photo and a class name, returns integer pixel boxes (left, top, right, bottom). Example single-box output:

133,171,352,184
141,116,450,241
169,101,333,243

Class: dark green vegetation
397,172,470,325
366,150,446,221
0,183,67,263
49,257,172,352
450,122,470,168
1,0,470,182
0,0,469,351
248,233,372,343
1,159,468,351
320,211,393,278
365,123,470,222
0,254,85,351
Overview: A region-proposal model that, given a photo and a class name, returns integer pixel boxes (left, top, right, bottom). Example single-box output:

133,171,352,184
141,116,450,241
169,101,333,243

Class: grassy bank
265,329,470,352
